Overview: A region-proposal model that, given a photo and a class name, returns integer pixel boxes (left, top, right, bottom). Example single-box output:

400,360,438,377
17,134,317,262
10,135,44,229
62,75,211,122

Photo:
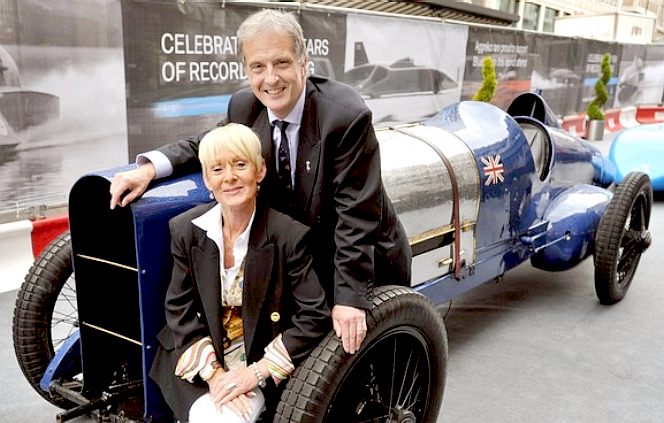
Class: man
110,9,411,355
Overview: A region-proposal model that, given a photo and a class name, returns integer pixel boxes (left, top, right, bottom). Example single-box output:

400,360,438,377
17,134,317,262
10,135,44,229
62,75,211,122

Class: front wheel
12,232,81,408
594,171,652,304
275,285,448,422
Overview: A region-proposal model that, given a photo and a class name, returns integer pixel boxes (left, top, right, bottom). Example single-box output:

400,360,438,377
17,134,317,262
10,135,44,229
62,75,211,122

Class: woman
150,123,330,422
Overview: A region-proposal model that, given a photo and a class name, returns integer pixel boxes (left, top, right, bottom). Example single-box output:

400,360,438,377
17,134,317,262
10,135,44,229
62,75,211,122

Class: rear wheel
594,172,652,304
12,232,81,408
275,286,448,422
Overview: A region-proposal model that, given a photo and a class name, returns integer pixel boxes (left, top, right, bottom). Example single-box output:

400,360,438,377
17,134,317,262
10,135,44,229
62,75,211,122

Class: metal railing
0,202,68,225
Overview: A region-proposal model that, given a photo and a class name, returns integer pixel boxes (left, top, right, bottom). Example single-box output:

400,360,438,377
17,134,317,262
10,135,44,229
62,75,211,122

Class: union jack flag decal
481,154,505,186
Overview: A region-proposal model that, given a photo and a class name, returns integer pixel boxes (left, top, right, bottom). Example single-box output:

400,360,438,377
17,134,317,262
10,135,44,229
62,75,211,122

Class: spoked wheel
275,286,448,423
594,172,652,305
12,231,82,408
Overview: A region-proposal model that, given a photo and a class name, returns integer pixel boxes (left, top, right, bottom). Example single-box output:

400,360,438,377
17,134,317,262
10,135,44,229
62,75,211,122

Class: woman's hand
207,367,258,419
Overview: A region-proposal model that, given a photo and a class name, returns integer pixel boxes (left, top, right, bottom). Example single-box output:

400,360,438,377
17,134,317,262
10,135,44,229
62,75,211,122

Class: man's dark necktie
275,120,294,210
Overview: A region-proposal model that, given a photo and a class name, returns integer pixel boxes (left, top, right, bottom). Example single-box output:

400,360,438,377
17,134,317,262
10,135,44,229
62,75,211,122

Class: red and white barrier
635,104,664,124
619,106,639,128
561,113,587,138
0,215,68,293
560,106,645,139
604,109,623,133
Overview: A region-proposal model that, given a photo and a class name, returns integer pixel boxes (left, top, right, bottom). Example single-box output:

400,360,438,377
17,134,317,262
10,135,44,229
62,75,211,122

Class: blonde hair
198,123,264,173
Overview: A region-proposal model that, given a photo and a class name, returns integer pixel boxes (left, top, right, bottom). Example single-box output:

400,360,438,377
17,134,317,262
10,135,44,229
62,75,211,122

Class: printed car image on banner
613,43,664,108
463,27,535,110
614,44,648,108
344,14,467,124
642,45,664,104
0,0,126,217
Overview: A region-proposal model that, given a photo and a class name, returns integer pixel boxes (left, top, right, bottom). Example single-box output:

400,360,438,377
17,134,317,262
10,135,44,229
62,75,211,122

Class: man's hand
332,305,367,354
109,163,156,209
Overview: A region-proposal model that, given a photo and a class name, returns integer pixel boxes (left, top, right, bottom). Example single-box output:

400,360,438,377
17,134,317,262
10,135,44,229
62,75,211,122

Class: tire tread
11,232,75,408
594,172,652,304
274,285,447,422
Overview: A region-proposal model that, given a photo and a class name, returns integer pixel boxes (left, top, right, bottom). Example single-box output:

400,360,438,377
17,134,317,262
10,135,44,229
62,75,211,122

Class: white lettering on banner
161,61,246,83
584,54,618,73
473,41,528,56
161,61,188,82
159,33,329,84
305,38,329,56
471,40,529,69
160,32,238,55
189,61,245,82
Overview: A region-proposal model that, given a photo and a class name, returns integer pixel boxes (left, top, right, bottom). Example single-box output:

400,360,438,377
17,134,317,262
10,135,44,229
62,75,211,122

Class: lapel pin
306,161,311,173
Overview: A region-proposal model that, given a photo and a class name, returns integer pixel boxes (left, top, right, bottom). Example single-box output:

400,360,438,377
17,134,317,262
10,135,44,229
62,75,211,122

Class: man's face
242,31,307,119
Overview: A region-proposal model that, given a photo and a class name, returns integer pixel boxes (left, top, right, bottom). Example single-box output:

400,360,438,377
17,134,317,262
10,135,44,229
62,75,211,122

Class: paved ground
2,131,663,422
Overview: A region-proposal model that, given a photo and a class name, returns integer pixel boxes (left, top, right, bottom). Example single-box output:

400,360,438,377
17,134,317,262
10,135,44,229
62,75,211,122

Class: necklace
222,211,251,255
223,225,239,255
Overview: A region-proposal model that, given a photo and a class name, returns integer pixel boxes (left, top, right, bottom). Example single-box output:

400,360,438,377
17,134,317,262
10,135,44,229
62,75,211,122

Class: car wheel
12,232,82,408
275,285,448,423
594,171,652,304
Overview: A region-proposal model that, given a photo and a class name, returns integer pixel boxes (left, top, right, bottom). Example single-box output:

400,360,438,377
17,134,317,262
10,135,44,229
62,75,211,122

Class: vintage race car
12,92,652,422
609,122,664,191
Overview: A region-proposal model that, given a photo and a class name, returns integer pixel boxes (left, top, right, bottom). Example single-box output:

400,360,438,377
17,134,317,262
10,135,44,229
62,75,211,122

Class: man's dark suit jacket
158,76,412,309
149,203,330,422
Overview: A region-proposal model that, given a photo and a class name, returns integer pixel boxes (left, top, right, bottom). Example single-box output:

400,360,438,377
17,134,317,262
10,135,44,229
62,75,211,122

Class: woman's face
203,148,266,212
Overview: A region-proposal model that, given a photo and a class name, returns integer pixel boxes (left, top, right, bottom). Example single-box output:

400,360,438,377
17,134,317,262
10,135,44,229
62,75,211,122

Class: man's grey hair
237,9,307,64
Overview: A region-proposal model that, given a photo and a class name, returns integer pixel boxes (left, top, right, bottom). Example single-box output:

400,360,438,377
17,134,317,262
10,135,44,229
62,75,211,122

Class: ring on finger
226,382,237,393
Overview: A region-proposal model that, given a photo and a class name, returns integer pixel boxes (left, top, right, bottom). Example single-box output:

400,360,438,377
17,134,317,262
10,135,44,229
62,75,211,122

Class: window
344,66,375,85
513,0,521,27
543,7,557,32
522,3,540,30
496,0,518,14
523,2,541,31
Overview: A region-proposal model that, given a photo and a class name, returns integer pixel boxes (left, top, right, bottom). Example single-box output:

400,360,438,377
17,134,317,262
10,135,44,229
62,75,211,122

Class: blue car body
609,122,664,190
43,93,618,421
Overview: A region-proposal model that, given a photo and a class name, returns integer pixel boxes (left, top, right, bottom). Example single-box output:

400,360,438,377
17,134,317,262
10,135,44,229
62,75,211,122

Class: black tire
12,232,81,408
594,172,652,305
275,286,448,422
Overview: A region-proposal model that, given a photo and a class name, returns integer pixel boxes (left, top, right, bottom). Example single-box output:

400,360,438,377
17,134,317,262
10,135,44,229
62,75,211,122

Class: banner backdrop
0,0,126,219
462,27,535,110
530,35,586,116
3,0,664,220
122,2,350,157
122,3,467,156
643,45,664,104
344,14,467,123
579,39,621,113
122,1,258,157
300,10,347,82
614,43,664,107
463,28,622,117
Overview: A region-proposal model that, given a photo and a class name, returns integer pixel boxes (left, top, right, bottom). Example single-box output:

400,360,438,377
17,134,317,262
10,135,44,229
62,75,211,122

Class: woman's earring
209,191,214,200
257,183,261,192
